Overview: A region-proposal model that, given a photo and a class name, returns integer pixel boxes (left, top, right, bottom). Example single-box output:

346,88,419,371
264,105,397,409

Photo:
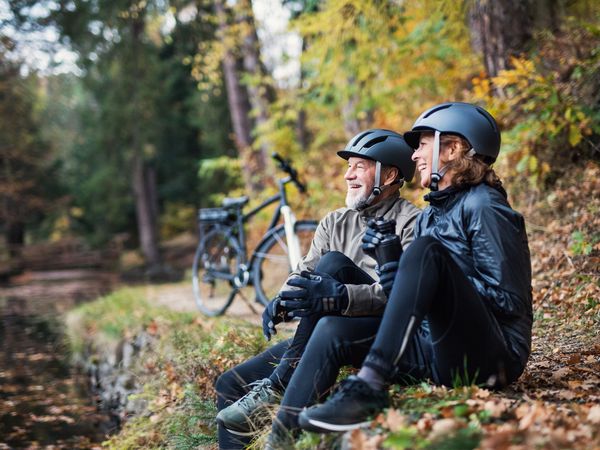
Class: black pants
215,251,375,449
363,236,523,387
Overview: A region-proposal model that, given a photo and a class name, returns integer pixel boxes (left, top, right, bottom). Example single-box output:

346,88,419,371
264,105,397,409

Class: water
0,270,117,449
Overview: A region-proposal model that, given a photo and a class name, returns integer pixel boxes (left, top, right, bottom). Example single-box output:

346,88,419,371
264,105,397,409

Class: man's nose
344,167,355,179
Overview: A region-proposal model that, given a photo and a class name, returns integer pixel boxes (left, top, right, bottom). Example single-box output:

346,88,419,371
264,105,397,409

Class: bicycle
192,153,318,316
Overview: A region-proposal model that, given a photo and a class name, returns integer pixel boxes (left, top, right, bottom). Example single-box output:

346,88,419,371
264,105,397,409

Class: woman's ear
446,141,461,161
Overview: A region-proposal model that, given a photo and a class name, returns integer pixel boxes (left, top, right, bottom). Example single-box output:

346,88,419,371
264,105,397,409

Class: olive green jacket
288,192,421,316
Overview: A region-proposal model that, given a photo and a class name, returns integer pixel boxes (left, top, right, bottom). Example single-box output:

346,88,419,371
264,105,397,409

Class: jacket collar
357,191,401,218
424,186,462,205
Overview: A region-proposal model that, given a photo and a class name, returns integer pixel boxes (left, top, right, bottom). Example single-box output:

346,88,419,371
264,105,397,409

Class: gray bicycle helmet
338,129,416,182
404,102,501,162
403,102,500,191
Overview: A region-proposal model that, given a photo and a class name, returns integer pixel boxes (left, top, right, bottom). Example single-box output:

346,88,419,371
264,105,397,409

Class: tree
468,0,534,79
0,43,54,256
5,0,235,268
208,0,274,194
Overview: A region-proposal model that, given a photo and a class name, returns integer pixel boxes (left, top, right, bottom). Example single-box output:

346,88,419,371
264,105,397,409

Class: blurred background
0,1,598,448
0,0,597,274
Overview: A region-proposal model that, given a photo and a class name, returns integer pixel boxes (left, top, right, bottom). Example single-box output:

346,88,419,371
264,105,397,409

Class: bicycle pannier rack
198,207,235,227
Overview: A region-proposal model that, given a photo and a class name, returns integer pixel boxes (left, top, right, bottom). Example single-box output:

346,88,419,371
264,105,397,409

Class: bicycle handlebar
272,152,307,193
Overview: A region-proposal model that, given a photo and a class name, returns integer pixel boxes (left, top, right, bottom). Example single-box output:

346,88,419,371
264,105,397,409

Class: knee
310,315,348,343
315,251,352,275
401,236,445,266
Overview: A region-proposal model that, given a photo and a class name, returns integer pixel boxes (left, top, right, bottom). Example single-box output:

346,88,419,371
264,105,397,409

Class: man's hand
362,217,402,266
279,270,348,318
376,261,399,297
262,296,286,341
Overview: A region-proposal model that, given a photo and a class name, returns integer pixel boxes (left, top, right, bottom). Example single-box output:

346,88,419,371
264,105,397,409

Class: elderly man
214,129,420,449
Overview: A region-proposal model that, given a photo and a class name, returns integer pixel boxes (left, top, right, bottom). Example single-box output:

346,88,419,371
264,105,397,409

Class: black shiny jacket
415,183,533,369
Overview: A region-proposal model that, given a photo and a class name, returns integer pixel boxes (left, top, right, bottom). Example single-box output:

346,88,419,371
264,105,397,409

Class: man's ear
382,166,399,185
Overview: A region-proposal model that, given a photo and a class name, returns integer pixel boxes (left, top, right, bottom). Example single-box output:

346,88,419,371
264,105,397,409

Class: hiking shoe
298,375,389,433
216,378,280,435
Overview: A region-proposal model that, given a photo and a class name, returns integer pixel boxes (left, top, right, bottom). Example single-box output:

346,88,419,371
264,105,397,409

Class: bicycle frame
212,175,299,287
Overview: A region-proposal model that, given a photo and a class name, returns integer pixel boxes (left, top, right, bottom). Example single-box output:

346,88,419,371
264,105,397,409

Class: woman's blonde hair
441,134,502,189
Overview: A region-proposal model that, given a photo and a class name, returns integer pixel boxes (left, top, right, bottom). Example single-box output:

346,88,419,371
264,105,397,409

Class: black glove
376,261,399,297
279,270,348,318
362,217,402,265
262,296,287,341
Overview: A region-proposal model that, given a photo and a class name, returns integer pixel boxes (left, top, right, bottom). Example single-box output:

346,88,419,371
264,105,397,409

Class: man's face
344,157,376,209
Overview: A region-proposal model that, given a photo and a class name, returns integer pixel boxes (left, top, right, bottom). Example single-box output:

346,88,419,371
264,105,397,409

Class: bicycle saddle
222,196,249,208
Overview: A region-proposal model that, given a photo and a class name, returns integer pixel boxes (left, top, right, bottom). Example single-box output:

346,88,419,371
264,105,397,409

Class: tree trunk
238,0,270,180
469,0,534,78
132,154,160,267
5,221,24,258
130,15,161,268
214,0,264,194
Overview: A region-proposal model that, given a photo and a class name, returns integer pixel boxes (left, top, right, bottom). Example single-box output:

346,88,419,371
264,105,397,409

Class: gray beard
345,191,371,210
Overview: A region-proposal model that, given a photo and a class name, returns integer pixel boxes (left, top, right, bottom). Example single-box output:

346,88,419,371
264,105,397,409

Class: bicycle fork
281,205,302,270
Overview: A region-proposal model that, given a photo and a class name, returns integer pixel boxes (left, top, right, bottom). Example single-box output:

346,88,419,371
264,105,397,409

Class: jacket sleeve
343,204,421,316
466,198,532,318
276,214,332,295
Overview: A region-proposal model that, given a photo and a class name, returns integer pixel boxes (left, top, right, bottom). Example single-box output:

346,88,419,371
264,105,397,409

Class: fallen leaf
556,390,577,400
587,405,600,424
384,408,406,432
552,367,571,381
484,399,511,418
428,418,461,440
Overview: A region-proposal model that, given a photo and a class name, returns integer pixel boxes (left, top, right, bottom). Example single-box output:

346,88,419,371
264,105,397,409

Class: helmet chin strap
430,131,476,191
430,130,442,191
364,161,383,206
362,161,402,208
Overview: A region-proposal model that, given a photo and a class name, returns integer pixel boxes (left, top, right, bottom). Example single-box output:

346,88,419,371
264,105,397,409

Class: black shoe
298,375,389,433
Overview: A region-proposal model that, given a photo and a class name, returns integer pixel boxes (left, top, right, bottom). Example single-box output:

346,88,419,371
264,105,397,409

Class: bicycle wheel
253,220,318,306
192,227,241,316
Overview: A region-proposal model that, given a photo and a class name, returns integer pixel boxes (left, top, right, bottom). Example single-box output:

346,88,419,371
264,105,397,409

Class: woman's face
411,133,455,189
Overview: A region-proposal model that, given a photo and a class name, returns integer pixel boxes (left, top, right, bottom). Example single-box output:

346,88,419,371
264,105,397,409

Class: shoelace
238,380,272,409
327,378,367,405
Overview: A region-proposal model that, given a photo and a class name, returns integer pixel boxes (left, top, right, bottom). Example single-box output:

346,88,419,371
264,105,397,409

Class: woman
295,102,533,434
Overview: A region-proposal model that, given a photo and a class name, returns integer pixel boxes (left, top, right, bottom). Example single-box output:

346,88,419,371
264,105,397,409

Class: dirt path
143,282,262,325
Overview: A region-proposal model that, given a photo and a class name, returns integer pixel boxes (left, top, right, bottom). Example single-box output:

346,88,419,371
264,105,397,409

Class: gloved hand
262,296,287,341
362,217,402,265
279,270,348,318
376,261,399,297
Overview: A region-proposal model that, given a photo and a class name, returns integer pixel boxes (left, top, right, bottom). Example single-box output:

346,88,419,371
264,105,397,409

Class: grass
64,286,277,449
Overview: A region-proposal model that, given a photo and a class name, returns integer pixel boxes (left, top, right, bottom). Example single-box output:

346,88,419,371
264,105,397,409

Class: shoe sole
300,415,372,433
225,427,259,437
217,418,259,437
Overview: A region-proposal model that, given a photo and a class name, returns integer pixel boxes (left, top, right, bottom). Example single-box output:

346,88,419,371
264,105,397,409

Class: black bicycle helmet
404,102,501,163
338,129,416,182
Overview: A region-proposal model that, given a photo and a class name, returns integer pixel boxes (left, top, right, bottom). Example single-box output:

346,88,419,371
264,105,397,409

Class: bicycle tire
192,227,241,316
252,220,318,306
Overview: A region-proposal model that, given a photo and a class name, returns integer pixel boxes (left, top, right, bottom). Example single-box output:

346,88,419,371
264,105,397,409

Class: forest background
0,0,598,269
1,0,599,449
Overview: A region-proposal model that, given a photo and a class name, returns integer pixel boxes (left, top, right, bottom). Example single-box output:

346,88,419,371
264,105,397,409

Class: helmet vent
476,108,498,131
353,131,373,147
364,136,388,148
423,104,451,118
